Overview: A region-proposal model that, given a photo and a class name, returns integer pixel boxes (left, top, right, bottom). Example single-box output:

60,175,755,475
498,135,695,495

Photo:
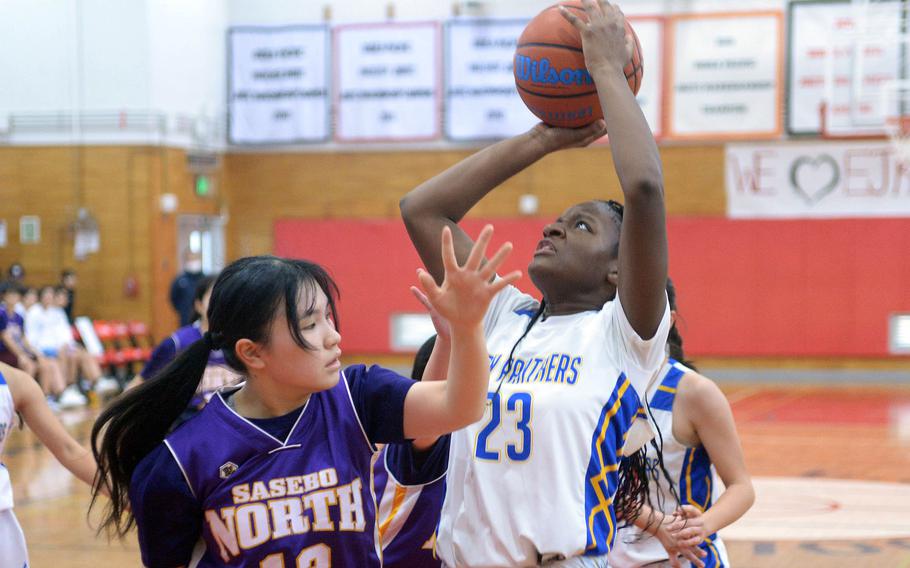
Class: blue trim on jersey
0,369,5,385
679,446,725,567
583,373,641,556
649,362,685,411
513,308,537,318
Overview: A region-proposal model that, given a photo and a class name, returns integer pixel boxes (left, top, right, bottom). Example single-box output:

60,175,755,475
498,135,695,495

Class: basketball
514,1,643,128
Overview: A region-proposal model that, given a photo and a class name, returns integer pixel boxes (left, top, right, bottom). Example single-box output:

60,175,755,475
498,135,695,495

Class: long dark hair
666,277,696,371
617,278,696,533
90,256,340,537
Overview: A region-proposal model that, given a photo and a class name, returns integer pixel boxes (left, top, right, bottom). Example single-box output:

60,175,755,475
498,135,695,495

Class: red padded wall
275,217,910,357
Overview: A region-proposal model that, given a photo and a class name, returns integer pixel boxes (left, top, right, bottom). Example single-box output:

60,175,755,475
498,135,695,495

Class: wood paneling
0,146,222,340
223,144,726,257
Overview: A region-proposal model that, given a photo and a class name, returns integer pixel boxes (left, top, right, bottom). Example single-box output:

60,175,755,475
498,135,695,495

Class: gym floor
7,380,910,567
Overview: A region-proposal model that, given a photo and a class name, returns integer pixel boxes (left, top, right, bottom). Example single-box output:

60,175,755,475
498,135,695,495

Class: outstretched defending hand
411,286,451,342
560,0,633,76
415,225,520,329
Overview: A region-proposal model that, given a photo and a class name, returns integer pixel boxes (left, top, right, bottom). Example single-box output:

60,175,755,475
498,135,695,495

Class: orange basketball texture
514,1,643,128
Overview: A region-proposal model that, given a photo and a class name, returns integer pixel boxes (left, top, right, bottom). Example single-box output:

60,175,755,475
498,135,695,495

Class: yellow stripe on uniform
657,385,676,394
378,485,408,542
586,378,631,550
684,450,706,514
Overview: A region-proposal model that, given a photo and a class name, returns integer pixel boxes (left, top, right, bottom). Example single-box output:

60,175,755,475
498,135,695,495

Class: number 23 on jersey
474,391,533,462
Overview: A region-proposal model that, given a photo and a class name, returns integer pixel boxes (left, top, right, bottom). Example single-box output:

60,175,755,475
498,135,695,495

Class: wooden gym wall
0,146,222,341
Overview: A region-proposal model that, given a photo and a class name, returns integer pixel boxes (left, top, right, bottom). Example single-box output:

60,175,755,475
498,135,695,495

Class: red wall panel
274,217,910,357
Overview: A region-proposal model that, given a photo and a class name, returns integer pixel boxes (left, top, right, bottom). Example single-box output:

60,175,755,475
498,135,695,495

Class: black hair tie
203,331,222,350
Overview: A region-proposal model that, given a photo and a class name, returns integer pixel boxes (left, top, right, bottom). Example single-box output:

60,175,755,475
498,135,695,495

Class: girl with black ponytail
90,226,520,568
609,279,755,568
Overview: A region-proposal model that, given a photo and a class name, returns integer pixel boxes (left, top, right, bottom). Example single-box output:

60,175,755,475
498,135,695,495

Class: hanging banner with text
444,19,536,141
228,26,330,144
335,22,440,142
628,17,665,139
726,141,910,218
668,12,783,140
787,0,903,136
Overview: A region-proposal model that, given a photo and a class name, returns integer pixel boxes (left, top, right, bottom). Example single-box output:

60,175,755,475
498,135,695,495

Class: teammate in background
400,2,675,565
91,228,520,568
18,287,38,317
128,275,242,409
609,280,754,568
0,362,98,567
0,282,67,406
25,286,104,406
374,287,451,568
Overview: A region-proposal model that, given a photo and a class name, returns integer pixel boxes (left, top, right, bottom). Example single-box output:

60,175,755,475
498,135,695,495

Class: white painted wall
0,0,789,145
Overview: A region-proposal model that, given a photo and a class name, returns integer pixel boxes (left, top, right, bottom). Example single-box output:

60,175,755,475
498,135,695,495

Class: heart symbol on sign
789,154,840,205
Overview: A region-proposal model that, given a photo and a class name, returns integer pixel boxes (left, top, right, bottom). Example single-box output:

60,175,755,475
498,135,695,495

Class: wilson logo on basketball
514,55,593,87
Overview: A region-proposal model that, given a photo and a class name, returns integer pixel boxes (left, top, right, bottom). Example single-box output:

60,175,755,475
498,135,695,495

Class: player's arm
678,374,755,539
562,0,667,338
402,227,520,439
2,329,31,362
5,365,97,486
400,123,604,285
409,287,452,451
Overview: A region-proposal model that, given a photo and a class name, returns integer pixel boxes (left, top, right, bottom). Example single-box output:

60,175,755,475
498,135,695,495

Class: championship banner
726,141,910,218
444,19,536,141
667,12,783,140
229,26,330,144
787,0,904,136
335,22,440,142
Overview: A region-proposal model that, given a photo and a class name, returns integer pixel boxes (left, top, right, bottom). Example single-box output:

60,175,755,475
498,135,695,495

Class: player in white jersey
610,281,754,568
400,2,677,564
0,362,99,567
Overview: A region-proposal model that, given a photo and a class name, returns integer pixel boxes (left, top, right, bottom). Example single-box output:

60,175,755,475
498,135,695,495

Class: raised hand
415,225,520,329
529,120,607,154
559,0,632,75
410,285,451,342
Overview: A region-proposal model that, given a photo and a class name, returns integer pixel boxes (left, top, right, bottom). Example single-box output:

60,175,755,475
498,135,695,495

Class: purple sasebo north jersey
0,310,26,354
373,441,448,568
165,375,381,567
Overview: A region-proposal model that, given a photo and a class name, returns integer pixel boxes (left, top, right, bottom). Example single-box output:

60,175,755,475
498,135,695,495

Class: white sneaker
94,376,121,395
58,386,88,408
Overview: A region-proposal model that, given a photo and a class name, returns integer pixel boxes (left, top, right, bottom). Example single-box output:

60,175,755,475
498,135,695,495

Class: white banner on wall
630,17,664,138
335,22,440,142
444,19,536,141
726,141,910,218
787,0,904,136
229,26,330,144
669,12,782,139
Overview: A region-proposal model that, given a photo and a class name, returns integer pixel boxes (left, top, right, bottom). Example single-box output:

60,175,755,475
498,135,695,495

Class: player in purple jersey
129,276,242,409
375,288,451,568
90,226,519,568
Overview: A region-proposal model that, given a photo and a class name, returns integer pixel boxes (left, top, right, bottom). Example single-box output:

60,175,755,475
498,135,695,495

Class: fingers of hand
679,505,702,518
489,270,522,295
416,269,441,301
439,226,459,274
409,285,433,311
682,550,705,568
480,242,514,281
465,224,493,272
558,6,584,30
